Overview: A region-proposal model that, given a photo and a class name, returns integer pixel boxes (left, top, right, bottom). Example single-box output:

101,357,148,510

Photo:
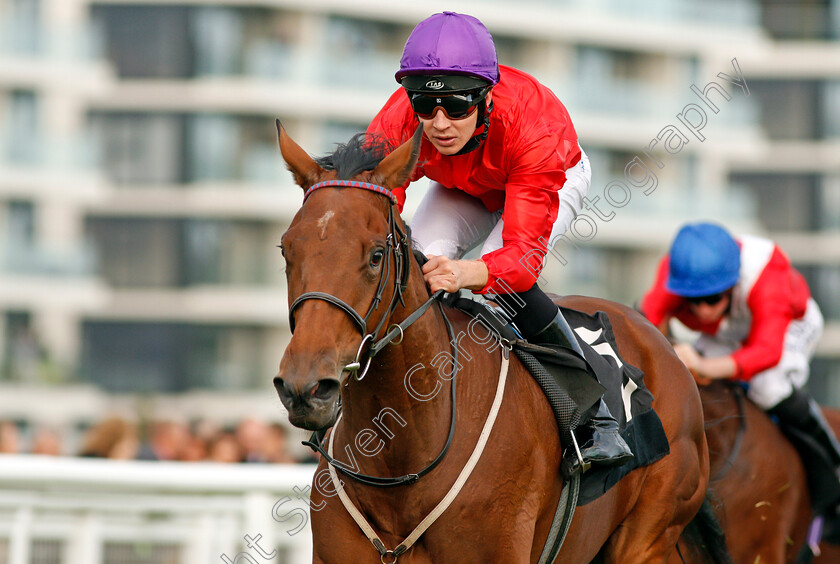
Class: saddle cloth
451,297,670,505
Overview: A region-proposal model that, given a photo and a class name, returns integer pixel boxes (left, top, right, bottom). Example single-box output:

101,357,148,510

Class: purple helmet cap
395,12,499,86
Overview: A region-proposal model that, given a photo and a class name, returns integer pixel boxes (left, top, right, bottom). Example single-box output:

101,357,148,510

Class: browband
304,180,398,205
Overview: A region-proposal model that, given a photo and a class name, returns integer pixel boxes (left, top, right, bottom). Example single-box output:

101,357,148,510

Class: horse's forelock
314,133,395,181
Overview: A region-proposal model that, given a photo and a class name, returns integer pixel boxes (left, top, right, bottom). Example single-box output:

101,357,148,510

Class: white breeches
410,148,591,260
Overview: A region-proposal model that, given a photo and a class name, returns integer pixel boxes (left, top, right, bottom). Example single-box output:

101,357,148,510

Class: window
191,6,244,76
82,322,265,391
86,218,182,288
183,219,269,285
86,217,271,288
186,114,277,182
7,201,35,246
761,0,833,40
730,173,819,231
89,113,186,184
4,0,40,54
2,312,43,383
5,91,39,163
321,16,405,90
814,266,840,322
748,80,821,140
92,6,193,78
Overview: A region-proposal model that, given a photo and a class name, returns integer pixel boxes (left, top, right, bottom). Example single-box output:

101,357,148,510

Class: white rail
0,455,317,564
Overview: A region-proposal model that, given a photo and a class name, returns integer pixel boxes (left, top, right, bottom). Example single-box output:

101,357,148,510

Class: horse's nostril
273,377,293,400
310,379,340,402
275,377,338,405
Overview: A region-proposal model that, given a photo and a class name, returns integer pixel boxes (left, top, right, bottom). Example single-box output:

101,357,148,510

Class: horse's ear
276,119,325,189
370,125,423,190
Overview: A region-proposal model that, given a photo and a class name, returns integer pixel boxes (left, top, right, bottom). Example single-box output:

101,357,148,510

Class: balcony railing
0,244,97,278
0,16,103,59
485,0,761,27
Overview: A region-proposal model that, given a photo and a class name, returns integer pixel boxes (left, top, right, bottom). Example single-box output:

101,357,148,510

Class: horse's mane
315,133,395,180
314,132,429,272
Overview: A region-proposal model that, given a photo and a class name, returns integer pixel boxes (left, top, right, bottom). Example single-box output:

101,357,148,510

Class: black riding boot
770,389,840,515
579,398,635,468
533,310,634,468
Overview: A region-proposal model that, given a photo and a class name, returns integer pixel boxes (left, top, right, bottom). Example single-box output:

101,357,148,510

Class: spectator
207,431,241,463
262,423,295,464
191,418,221,444
30,426,62,456
138,420,190,461
179,435,208,462
236,418,269,463
0,415,319,463
78,417,138,459
0,421,20,454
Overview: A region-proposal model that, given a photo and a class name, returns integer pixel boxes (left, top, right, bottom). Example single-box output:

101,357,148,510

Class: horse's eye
370,248,385,267
277,244,286,258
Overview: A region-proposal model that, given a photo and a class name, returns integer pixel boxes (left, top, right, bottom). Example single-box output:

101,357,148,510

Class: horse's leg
598,427,708,562
604,446,705,564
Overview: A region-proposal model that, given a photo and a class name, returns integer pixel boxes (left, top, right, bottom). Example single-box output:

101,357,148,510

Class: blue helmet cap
666,222,740,297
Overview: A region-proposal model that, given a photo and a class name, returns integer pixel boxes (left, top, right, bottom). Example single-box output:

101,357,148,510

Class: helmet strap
454,98,492,156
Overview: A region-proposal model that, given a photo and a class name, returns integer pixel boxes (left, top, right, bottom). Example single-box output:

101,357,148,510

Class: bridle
288,179,458,488
288,180,414,380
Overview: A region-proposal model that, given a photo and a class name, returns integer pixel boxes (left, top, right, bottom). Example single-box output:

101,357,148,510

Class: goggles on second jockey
408,87,490,120
686,292,728,306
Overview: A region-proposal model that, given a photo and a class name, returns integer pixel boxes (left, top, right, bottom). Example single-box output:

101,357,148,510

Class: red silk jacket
367,65,581,294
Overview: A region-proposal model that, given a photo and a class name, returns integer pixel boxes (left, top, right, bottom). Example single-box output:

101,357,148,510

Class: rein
708,383,748,482
292,180,459,488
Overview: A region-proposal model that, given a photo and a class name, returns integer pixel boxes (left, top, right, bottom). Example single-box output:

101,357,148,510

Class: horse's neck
337,277,455,474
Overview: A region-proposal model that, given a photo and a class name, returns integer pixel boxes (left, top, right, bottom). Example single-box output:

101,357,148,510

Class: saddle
449,296,670,505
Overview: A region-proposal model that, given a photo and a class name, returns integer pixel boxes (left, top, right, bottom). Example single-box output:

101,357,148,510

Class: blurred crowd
0,417,318,464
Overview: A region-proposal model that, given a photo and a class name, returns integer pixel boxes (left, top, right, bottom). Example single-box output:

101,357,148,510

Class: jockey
641,222,840,512
367,11,632,468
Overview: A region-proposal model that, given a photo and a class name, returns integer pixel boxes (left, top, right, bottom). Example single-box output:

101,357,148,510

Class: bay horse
273,122,717,563
815,407,840,563
678,381,840,563
676,381,811,563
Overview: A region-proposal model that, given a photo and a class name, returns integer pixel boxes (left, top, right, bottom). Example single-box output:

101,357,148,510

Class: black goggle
408,88,489,120
686,292,727,306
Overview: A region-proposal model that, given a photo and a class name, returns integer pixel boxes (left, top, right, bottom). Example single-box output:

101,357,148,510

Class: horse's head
273,120,422,430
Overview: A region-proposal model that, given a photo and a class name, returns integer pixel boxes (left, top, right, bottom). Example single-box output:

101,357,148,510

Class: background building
1,0,839,560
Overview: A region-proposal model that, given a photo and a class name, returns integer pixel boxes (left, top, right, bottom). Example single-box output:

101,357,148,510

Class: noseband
288,180,430,380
